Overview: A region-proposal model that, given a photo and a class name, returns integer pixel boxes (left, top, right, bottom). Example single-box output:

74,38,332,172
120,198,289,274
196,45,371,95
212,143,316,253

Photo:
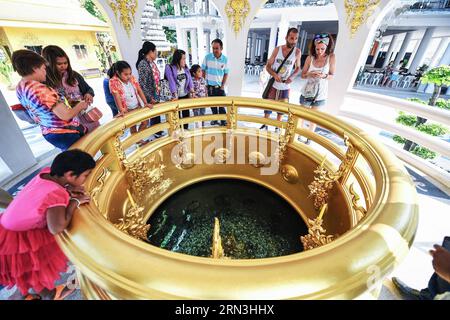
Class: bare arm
52,101,88,121
324,53,336,80
301,56,312,79
112,92,126,115
136,85,150,107
46,202,78,235
221,73,228,89
266,47,282,82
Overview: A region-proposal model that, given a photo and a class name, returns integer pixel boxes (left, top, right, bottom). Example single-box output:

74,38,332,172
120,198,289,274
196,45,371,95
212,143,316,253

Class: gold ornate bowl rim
58,97,418,299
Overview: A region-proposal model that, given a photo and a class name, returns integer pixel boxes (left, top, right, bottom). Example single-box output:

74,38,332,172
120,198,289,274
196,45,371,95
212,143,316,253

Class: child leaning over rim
0,150,96,300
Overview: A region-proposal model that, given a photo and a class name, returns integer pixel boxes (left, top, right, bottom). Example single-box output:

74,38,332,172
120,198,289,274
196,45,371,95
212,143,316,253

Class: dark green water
147,179,307,259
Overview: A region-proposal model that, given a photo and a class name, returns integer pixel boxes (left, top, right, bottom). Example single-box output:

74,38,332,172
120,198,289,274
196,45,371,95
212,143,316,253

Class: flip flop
53,284,75,300
24,294,42,300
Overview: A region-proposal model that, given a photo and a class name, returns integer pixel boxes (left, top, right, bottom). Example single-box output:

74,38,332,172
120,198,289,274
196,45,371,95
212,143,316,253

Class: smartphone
443,236,450,250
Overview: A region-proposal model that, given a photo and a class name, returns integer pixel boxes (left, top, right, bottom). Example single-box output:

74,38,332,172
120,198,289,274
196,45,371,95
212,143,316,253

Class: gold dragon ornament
345,0,381,38
108,0,138,37
225,0,250,36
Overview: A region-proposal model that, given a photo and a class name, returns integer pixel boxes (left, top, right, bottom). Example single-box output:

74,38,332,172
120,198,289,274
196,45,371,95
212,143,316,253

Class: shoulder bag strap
275,46,295,75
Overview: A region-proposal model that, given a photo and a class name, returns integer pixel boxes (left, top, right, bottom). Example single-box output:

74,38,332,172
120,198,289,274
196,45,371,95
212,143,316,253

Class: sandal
53,284,75,300
24,294,42,300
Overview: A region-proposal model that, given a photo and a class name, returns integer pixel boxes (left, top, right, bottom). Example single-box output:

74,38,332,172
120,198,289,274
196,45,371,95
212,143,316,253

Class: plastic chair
359,72,370,86
374,74,384,86
254,65,261,76
399,75,414,88
247,65,254,76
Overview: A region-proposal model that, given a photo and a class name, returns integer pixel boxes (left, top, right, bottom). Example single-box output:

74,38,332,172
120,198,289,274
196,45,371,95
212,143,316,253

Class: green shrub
435,98,450,110
393,135,406,144
395,112,417,127
411,146,437,160
416,123,449,137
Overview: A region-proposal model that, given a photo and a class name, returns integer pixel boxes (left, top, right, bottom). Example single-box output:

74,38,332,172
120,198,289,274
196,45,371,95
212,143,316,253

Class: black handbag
262,47,295,99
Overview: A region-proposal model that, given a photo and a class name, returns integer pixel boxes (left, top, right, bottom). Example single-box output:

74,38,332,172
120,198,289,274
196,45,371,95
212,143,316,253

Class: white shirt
271,46,297,90
304,56,330,101
122,80,139,110
176,68,188,98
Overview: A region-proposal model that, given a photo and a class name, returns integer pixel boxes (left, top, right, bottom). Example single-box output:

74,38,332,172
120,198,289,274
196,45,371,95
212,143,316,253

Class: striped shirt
201,53,229,86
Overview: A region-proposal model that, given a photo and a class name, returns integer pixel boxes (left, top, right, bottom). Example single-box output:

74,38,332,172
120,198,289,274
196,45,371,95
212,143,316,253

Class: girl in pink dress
0,149,95,299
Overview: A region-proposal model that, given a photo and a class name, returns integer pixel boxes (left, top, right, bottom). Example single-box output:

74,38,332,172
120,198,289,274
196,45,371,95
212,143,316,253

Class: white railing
340,89,450,193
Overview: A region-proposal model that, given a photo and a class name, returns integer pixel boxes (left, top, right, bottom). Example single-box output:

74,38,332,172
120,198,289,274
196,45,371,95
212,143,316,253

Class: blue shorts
300,95,326,107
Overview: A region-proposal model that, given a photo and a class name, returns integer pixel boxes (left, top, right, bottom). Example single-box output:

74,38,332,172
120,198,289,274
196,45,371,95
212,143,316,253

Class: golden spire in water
212,217,225,259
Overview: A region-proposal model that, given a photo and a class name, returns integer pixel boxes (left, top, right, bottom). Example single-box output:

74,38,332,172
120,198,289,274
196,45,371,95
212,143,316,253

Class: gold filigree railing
57,96,418,300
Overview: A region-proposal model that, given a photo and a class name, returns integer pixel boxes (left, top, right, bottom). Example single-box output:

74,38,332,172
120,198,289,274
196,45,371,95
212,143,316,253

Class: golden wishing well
58,97,418,299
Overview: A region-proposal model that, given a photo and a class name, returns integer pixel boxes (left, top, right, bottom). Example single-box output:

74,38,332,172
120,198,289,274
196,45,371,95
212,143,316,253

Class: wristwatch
70,197,81,208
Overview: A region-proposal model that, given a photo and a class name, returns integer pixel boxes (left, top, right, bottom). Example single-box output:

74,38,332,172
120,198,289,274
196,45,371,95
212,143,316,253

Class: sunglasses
314,33,329,40
314,37,330,46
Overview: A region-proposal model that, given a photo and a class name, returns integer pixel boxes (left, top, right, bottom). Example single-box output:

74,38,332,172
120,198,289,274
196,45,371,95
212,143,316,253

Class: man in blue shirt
202,39,228,126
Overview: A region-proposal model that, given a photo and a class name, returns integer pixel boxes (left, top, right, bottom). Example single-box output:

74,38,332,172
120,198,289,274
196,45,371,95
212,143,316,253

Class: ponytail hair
107,63,116,79
136,41,156,69
190,64,201,77
113,61,132,77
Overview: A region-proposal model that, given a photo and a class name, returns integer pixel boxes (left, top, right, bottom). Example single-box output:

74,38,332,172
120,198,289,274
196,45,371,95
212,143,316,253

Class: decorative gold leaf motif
113,129,171,202
114,189,150,242
108,0,138,37
345,0,381,38
277,109,295,167
300,204,336,250
308,134,358,209
90,167,111,208
225,0,250,35
349,183,367,221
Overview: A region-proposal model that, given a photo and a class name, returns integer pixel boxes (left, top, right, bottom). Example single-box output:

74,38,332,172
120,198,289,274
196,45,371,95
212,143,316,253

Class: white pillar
261,35,267,62
406,40,420,68
277,19,289,48
393,31,413,67
211,0,265,96
181,29,189,66
0,90,37,183
197,24,206,65
382,34,399,68
429,37,450,68
191,28,199,65
176,25,183,48
438,41,450,66
327,0,396,115
299,29,307,52
250,32,257,64
206,30,211,53
302,32,309,54
424,42,450,93
96,0,148,76
268,24,278,58
174,0,181,15
408,27,436,73
210,28,217,40
369,40,383,67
